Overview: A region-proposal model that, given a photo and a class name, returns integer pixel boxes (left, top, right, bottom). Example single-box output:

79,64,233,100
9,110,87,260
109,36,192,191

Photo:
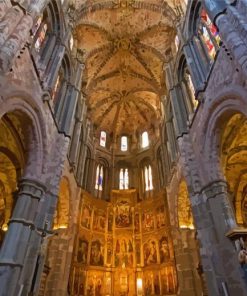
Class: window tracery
95,164,104,192
119,168,129,190
33,16,48,52
100,131,106,147
144,165,153,192
121,136,128,151
199,8,220,60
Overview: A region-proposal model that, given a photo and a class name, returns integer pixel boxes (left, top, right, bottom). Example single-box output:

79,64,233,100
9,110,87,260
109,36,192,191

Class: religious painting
161,271,168,295
105,272,112,295
93,209,106,232
77,238,88,264
134,212,140,233
86,277,94,296
73,268,80,295
167,266,176,294
154,273,161,295
142,212,154,232
78,270,86,296
90,240,104,266
108,210,113,232
87,273,104,296
143,240,157,266
115,238,134,267
159,236,170,263
136,240,141,265
80,204,92,229
95,278,103,296
106,236,113,264
144,274,152,296
160,267,176,294
156,205,166,228
115,201,132,228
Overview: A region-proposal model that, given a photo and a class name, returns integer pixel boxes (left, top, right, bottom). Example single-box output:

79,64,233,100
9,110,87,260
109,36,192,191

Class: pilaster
0,179,46,296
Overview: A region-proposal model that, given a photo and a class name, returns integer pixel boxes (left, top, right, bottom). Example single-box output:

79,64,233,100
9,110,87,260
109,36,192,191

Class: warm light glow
137,278,143,295
58,224,68,229
100,131,106,147
180,224,194,230
2,224,8,231
121,136,128,151
141,131,149,148
119,168,129,189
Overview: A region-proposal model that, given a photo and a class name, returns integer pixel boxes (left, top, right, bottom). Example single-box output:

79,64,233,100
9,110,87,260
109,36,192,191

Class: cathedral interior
0,0,247,295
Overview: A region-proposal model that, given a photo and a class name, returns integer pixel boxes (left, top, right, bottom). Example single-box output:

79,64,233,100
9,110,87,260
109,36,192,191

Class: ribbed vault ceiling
74,0,178,138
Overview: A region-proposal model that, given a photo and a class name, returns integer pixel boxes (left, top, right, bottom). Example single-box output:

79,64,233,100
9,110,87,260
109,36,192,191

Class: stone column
179,134,247,295
171,226,204,296
192,180,247,296
0,178,46,296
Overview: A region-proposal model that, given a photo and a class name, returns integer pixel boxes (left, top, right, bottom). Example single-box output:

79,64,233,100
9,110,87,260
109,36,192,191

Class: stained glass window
52,68,64,103
95,165,104,191
141,131,149,148
34,22,48,52
144,165,153,191
100,131,106,147
32,16,42,37
121,136,128,151
199,8,220,60
119,168,129,189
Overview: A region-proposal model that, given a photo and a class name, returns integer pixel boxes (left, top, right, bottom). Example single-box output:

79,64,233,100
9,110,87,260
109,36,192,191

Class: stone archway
220,113,247,226
0,113,26,245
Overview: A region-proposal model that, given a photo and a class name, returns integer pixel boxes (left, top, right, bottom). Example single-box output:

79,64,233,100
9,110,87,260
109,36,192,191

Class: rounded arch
0,95,48,179
200,88,247,184
187,0,202,38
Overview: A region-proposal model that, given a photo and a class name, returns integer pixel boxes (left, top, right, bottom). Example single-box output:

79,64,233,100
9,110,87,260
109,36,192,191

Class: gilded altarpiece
69,190,177,295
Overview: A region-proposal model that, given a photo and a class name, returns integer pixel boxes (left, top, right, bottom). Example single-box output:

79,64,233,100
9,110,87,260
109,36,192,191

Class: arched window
121,136,128,151
182,63,198,112
119,168,129,190
144,165,153,191
32,15,49,52
199,8,220,60
177,56,198,123
95,164,104,191
31,0,60,56
175,35,179,52
190,3,220,66
141,131,149,148
52,56,72,133
100,131,106,147
52,64,65,103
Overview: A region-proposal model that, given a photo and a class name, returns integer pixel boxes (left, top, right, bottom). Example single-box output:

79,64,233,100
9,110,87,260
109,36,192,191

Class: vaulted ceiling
74,0,178,138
